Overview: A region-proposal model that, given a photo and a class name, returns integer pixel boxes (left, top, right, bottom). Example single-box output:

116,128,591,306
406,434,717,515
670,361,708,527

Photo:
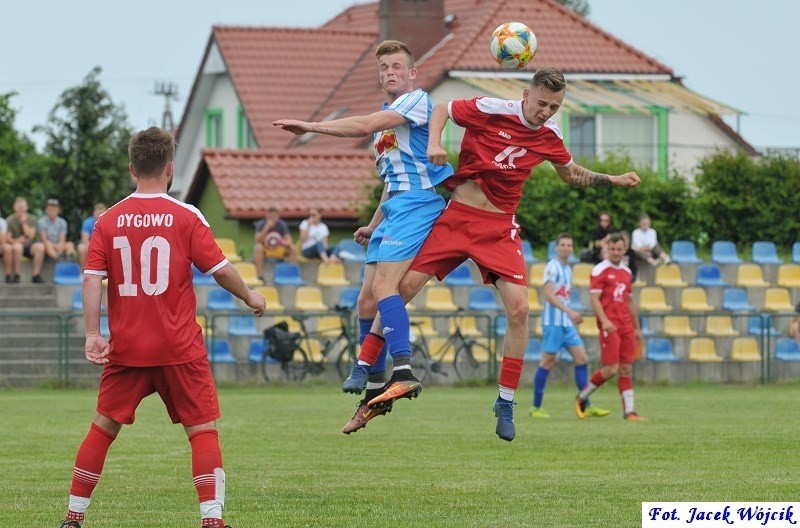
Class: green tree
35,67,132,240
556,0,590,17
0,93,49,212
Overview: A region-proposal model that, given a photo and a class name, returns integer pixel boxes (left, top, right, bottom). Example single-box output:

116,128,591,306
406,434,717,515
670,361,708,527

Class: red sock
69,423,116,498
189,429,223,503
618,376,633,393
498,356,524,390
590,370,607,388
358,333,385,365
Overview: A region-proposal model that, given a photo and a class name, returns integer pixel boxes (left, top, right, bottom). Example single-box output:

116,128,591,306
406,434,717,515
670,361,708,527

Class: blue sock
575,363,590,406
372,345,389,375
358,318,373,344
377,295,410,358
533,367,550,408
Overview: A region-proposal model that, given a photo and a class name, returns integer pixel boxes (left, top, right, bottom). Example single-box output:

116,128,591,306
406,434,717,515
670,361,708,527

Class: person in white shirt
299,209,339,264
631,214,670,266
0,206,11,279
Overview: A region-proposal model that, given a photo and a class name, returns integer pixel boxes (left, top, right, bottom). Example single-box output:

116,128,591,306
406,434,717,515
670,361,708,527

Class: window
237,107,258,149
569,115,595,160
568,113,657,169
205,108,223,147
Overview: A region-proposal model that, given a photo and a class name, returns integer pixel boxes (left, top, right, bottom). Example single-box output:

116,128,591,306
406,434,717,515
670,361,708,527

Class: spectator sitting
586,211,614,264
619,231,639,283
77,202,107,269
631,213,670,266
299,209,340,264
38,198,76,264
0,206,12,280
253,206,297,278
6,196,45,283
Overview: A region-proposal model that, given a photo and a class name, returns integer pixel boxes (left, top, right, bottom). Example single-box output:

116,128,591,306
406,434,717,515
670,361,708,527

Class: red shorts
598,325,636,365
410,200,527,286
96,356,220,426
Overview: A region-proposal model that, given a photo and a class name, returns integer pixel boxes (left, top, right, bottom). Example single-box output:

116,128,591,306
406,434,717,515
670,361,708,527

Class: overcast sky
3,0,798,150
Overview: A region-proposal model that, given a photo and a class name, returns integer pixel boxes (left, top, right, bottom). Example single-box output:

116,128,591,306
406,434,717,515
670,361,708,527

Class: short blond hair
376,40,414,68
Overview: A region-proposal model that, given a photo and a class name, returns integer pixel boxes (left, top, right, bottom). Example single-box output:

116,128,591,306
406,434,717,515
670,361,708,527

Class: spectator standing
6,196,45,283
253,206,297,279
588,212,614,264
299,209,339,264
38,198,77,263
631,214,670,266
77,203,107,269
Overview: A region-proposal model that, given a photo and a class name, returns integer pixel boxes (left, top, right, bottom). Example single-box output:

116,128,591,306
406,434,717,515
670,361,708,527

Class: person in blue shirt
77,203,107,270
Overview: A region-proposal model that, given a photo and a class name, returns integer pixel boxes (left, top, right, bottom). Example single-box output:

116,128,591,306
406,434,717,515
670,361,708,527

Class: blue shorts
366,190,445,264
542,325,584,353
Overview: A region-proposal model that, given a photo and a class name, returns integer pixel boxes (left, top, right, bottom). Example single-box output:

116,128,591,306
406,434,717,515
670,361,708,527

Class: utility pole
153,82,179,130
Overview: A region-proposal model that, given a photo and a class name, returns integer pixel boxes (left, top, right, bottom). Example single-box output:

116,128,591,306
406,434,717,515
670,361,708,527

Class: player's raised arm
273,109,407,138
555,162,640,188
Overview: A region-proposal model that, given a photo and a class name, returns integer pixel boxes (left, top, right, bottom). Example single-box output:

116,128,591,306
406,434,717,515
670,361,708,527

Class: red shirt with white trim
444,97,573,213
85,193,226,366
590,260,634,330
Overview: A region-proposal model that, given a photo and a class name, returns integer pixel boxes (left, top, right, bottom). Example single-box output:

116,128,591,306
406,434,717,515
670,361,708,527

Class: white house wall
668,112,737,177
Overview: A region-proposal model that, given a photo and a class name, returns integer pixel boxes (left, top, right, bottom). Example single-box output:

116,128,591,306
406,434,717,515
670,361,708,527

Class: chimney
379,0,447,59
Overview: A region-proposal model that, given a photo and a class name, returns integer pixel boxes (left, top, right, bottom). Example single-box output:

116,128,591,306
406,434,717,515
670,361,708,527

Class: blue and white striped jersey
374,88,453,192
542,258,573,327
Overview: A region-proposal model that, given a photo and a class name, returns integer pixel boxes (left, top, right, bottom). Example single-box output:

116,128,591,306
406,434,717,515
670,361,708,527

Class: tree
557,0,590,17
0,93,49,211
36,67,132,240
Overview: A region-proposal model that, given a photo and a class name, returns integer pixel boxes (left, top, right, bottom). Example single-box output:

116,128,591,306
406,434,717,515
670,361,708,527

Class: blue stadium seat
670,240,702,264
444,262,477,286
335,240,367,263
646,338,680,362
547,240,579,264
722,288,755,312
524,338,542,362
639,316,654,337
557,348,574,362
248,338,277,363
775,338,800,361
569,289,587,312
468,286,502,310
192,264,216,285
336,287,360,310
72,289,83,311
207,288,239,311
494,314,507,337
711,241,742,265
207,339,237,363
747,315,781,336
100,315,110,337
696,264,728,287
793,242,800,264
228,315,260,336
273,262,305,286
751,241,783,265
54,262,82,285
521,240,538,265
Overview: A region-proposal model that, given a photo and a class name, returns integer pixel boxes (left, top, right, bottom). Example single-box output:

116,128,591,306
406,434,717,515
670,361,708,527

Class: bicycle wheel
334,340,357,380
262,347,309,382
454,341,491,381
410,342,430,383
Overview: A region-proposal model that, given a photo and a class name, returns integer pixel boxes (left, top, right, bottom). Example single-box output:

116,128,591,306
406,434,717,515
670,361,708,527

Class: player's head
554,232,574,261
93,203,107,217
607,232,627,265
128,127,176,182
376,40,417,99
522,67,566,127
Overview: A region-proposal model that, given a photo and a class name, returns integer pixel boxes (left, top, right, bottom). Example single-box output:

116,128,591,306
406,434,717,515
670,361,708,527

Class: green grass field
3,383,798,528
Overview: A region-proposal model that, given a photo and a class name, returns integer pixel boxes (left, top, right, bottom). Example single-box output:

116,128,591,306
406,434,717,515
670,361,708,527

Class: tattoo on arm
570,165,612,187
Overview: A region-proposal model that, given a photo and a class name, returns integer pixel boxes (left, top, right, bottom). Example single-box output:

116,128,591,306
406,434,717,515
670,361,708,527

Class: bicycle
260,305,358,383
410,311,494,381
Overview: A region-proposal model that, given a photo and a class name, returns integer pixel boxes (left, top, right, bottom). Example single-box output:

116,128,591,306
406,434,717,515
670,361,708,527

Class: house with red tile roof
178,0,754,249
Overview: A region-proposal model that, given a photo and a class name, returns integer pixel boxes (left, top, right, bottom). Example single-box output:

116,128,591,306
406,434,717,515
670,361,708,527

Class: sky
3,0,799,151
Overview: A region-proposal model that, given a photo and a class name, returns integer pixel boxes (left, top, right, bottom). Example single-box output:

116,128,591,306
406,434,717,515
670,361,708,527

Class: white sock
621,389,635,414
498,385,515,401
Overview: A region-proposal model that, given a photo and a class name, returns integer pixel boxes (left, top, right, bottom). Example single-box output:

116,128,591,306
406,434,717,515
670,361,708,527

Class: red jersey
590,260,634,329
85,193,226,367
444,97,573,213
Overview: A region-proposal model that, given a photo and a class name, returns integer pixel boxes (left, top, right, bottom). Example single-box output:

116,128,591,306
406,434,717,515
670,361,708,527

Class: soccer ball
489,22,537,70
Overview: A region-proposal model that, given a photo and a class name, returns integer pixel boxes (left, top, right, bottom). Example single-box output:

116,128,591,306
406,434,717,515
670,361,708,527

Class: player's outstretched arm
555,163,641,188
426,103,450,165
273,109,407,138
213,263,266,316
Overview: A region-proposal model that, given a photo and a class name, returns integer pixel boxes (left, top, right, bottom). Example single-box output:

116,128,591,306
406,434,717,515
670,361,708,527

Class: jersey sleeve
84,217,108,276
541,121,574,167
589,267,604,293
388,89,428,128
190,216,227,275
448,98,491,130
543,261,558,285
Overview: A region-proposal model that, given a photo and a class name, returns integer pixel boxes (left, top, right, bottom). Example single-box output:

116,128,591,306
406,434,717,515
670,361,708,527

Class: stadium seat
638,287,672,312
775,337,800,361
547,240,579,264
793,242,800,264
748,315,781,336
248,338,270,363
523,338,542,362
294,286,328,311
468,286,502,311
556,348,573,362
705,316,739,337
751,241,782,265
100,315,110,337
696,264,728,287
444,262,477,287
494,314,508,337
254,286,285,312
228,315,260,337
71,289,83,311
638,316,653,336
527,288,543,311
731,337,762,362
670,240,702,264
572,263,592,288
233,262,262,286
196,314,211,337
680,288,715,312
763,287,795,312
336,287,360,310
427,337,456,363
215,238,242,263
521,240,538,265
662,316,697,337
687,337,723,362
192,264,217,285
448,315,482,337
654,264,688,288
273,262,305,286
711,240,742,265
207,288,239,311
208,339,237,363
736,264,769,287
578,316,599,336
528,263,546,287
569,289,587,312
723,288,755,311
316,315,342,335
646,338,680,362
53,262,82,286
335,240,367,262
777,264,800,288
530,316,543,336
316,262,350,286
424,286,459,311
410,316,438,337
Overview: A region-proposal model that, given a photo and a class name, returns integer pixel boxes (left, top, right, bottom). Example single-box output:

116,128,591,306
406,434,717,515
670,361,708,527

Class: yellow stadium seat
233,262,262,286
680,287,714,312
531,316,543,336
215,238,242,263
427,337,456,363
448,315,483,337
578,316,599,336
638,287,672,312
572,263,592,288
763,287,795,312
294,286,328,311
731,337,762,362
528,263,546,287
688,337,723,362
528,288,543,311
470,339,494,362
777,264,800,288
410,316,438,337
271,315,301,333
304,338,323,362
632,276,647,288
254,286,285,312
736,264,770,287
662,315,697,337
315,315,342,335
705,315,739,337
424,286,459,311
316,263,350,286
654,264,688,287
196,314,211,337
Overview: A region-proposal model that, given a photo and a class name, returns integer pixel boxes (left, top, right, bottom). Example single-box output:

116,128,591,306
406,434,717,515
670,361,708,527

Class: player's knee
357,292,377,317
399,272,427,302
505,298,529,325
